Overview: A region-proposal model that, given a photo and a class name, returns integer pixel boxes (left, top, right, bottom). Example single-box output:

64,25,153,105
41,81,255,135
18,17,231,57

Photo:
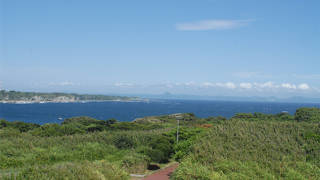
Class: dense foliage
0,107,319,179
172,108,320,180
295,107,320,122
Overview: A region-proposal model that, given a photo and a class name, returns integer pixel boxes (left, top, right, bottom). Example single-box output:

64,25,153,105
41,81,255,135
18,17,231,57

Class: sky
1,0,320,97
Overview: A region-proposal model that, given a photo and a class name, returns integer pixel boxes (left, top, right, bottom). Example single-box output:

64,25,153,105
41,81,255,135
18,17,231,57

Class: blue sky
1,0,320,97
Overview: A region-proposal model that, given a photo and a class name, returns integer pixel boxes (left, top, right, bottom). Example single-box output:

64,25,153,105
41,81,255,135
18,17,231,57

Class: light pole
176,115,182,143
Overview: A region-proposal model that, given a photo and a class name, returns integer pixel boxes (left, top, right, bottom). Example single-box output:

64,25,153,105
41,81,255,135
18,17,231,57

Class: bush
173,140,192,161
3,161,129,180
146,135,173,163
172,158,218,180
206,116,227,124
62,116,107,126
295,107,320,122
0,128,21,138
174,120,320,179
137,136,173,163
0,120,40,132
60,124,86,135
86,124,104,132
121,152,150,173
30,123,87,137
0,119,8,128
113,135,136,149
144,148,165,163
233,113,255,119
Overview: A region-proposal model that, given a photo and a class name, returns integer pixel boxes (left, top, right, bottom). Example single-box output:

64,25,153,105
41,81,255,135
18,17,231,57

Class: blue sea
1,99,320,124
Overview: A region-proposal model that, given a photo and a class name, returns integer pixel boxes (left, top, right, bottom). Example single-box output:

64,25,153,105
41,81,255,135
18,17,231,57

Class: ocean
1,99,320,124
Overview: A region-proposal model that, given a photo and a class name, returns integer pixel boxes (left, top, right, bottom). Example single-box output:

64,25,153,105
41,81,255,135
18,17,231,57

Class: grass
0,129,169,169
172,120,320,180
1,160,129,180
0,108,319,179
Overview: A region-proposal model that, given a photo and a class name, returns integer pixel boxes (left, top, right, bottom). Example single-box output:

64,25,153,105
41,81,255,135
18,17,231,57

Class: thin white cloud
184,81,196,86
110,81,314,93
240,83,253,89
176,19,254,31
298,83,310,90
254,81,278,89
281,83,297,90
202,82,215,87
114,82,135,87
49,81,78,86
216,82,237,89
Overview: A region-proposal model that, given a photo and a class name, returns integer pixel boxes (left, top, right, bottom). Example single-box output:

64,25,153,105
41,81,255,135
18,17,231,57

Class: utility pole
176,115,182,143
177,118,179,143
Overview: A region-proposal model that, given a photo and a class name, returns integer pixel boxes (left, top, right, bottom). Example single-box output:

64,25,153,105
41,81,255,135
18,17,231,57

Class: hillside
173,120,319,179
0,108,319,179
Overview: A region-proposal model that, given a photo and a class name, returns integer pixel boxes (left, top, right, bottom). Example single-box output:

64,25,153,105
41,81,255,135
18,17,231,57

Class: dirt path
142,163,179,180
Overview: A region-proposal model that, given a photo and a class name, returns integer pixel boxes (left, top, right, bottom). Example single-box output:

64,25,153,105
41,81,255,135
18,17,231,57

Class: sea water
1,99,320,124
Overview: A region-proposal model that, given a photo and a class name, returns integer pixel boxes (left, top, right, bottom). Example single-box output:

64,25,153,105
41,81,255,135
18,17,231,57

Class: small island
0,90,142,104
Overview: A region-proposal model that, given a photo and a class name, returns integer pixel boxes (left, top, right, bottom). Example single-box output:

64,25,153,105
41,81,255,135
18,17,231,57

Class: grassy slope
0,110,319,179
0,129,167,179
173,120,320,180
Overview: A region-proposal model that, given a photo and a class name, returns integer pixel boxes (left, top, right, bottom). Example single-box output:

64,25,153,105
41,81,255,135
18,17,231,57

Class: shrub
106,118,117,125
86,124,104,132
30,123,62,137
0,128,21,138
174,120,320,179
113,135,136,149
0,119,8,128
4,161,129,180
295,107,320,122
121,152,150,173
0,120,40,132
173,140,192,161
233,113,255,119
62,116,107,126
30,123,86,137
206,116,227,124
172,158,218,180
60,124,86,135
144,135,173,163
10,121,40,132
144,148,166,163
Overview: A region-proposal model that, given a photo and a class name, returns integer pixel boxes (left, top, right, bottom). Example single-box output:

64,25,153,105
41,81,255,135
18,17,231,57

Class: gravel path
142,163,179,180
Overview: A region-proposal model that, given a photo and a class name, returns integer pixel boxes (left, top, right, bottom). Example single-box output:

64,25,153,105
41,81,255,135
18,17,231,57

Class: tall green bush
295,107,320,122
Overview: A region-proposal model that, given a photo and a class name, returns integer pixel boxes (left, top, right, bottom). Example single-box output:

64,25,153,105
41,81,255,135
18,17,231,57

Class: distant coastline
0,99,147,104
0,90,144,104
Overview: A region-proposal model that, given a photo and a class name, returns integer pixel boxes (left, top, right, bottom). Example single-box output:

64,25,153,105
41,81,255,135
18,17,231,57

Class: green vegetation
172,108,320,180
295,107,320,122
0,90,138,102
0,113,203,179
0,107,319,179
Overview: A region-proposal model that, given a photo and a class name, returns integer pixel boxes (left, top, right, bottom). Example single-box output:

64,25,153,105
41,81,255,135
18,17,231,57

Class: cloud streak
112,81,312,92
176,19,254,31
48,81,79,86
